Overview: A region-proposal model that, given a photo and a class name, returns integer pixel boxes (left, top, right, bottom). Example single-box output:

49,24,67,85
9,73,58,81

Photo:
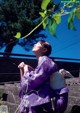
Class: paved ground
0,78,80,113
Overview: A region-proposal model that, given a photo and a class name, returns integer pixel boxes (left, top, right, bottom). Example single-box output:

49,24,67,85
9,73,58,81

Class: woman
18,40,68,113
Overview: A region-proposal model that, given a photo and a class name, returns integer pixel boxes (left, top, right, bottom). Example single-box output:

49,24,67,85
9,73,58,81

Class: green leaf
52,14,61,24
68,21,76,30
14,32,21,38
75,6,80,19
41,0,51,10
42,18,48,29
48,19,57,37
68,9,76,30
68,10,74,23
39,12,46,18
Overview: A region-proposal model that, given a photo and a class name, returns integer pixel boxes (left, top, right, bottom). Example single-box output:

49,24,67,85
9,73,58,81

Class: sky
0,1,80,63
13,15,80,62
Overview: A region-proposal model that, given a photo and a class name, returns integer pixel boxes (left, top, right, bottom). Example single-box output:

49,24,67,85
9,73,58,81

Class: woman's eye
37,43,41,46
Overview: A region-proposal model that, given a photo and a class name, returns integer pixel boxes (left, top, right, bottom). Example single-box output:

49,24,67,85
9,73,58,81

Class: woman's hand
18,62,26,80
18,62,25,69
18,62,34,80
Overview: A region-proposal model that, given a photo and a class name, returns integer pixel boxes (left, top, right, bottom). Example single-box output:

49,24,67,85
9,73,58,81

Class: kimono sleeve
21,60,57,92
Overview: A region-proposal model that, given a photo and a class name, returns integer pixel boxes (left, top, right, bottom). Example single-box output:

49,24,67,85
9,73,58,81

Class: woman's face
32,41,47,55
32,41,43,52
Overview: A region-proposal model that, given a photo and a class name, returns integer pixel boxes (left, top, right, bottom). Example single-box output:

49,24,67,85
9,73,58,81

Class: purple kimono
19,56,68,113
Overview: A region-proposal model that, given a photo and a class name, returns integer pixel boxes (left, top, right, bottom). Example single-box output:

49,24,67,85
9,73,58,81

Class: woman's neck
35,53,43,60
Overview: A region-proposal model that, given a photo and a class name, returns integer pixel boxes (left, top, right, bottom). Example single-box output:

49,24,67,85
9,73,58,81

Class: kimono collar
38,56,46,65
38,56,43,64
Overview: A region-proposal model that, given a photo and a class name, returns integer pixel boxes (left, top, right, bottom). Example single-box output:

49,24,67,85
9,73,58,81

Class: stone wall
65,78,80,113
0,78,80,113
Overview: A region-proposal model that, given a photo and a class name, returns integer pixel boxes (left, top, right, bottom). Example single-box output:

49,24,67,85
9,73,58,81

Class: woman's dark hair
39,40,52,56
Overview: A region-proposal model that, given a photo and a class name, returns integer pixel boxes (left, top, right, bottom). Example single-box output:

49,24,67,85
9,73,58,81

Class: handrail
0,52,80,62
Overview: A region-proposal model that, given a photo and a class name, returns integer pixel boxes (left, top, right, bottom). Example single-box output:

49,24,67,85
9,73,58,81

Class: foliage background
0,0,80,59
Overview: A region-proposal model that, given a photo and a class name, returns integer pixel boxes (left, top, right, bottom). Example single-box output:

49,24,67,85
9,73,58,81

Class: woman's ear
42,48,47,54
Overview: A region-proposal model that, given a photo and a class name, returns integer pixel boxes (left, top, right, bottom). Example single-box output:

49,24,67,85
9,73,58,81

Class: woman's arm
18,62,34,80
22,59,57,91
